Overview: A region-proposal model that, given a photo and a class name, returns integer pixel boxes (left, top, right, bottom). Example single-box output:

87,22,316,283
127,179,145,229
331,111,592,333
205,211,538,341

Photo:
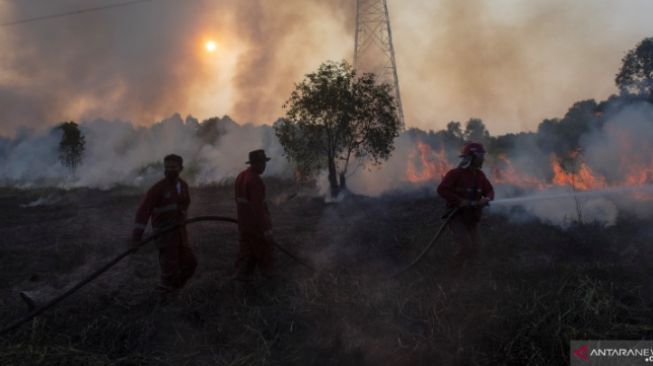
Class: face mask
165,171,179,180
458,155,473,168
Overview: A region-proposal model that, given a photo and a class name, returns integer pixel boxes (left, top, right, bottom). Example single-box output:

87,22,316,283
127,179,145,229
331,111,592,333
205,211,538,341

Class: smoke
228,0,353,123
0,114,290,188
341,133,456,196
2,1,653,136
2,0,653,228
582,102,653,183
391,0,653,133
1,1,213,132
490,101,653,226
3,97,652,229
1,101,652,231
0,0,353,135
342,100,653,227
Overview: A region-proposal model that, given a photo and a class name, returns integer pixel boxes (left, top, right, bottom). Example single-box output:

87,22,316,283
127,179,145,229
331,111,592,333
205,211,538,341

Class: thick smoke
2,1,653,229
315,134,440,197
493,102,653,226
2,1,653,135
392,0,653,133
343,100,653,227
1,100,652,228
582,102,653,184
0,0,352,135
0,114,289,188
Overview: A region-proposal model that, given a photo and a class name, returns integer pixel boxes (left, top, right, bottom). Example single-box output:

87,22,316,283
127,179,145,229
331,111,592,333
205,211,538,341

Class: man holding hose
437,142,494,270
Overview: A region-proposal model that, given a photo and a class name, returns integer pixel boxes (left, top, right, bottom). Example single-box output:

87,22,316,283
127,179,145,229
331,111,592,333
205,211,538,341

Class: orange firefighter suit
437,167,494,267
132,178,197,290
234,166,274,279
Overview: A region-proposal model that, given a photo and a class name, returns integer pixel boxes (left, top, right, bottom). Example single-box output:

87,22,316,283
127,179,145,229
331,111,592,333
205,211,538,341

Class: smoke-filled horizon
2,96,652,228
1,0,653,137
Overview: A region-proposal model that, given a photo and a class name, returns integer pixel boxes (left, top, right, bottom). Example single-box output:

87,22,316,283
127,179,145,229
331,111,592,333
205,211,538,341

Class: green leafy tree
57,121,85,174
616,37,653,98
275,60,401,197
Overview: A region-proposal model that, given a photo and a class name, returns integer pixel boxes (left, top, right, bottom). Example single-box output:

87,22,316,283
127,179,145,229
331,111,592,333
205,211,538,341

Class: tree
446,121,464,141
57,121,85,174
196,115,237,145
616,37,653,98
463,118,490,143
535,100,601,156
275,60,401,197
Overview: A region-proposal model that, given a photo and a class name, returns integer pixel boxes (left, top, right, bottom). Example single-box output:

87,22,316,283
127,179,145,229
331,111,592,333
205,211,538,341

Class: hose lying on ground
0,216,238,336
0,209,459,335
271,208,460,278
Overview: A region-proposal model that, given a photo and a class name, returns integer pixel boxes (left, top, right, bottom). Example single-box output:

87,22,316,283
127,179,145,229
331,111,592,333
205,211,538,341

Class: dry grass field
1,180,652,365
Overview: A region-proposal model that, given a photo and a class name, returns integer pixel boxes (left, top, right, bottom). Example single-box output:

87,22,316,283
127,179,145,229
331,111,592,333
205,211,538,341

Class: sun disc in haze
205,40,217,53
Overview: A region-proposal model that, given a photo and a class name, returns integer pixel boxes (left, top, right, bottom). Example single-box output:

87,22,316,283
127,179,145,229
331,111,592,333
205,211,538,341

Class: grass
0,184,652,365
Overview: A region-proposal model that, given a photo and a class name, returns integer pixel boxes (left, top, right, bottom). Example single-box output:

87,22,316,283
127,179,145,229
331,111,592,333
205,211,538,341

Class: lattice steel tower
354,0,404,124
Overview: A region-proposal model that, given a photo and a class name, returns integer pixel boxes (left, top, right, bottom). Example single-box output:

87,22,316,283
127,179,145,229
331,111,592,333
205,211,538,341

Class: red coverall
437,167,494,267
132,178,197,290
234,166,273,278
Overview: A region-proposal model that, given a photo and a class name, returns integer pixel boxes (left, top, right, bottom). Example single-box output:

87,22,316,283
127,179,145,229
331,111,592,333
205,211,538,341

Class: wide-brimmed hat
246,149,271,164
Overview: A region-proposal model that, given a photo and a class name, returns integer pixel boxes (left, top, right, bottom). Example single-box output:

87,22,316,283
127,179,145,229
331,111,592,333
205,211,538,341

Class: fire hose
0,216,238,336
388,207,459,278
267,207,460,278
0,209,459,336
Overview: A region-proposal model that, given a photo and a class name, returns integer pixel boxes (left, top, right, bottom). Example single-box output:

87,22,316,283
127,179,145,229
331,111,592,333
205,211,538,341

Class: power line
0,0,153,27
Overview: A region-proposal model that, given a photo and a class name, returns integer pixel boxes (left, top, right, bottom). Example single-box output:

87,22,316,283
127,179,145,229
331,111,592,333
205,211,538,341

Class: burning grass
406,139,653,196
0,183,652,365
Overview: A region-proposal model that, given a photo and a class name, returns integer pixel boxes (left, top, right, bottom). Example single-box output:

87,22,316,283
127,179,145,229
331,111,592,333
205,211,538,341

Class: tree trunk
327,156,339,198
339,172,348,193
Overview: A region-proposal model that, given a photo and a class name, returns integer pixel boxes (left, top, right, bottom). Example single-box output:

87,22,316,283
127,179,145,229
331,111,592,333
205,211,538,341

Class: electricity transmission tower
354,0,404,124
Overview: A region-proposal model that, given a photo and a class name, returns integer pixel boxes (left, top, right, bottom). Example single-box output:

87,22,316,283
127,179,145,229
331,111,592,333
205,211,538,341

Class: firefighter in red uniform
234,149,274,281
131,154,197,300
437,142,494,270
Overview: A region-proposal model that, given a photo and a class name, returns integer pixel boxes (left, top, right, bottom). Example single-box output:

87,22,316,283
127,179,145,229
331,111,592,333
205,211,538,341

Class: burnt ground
1,180,653,365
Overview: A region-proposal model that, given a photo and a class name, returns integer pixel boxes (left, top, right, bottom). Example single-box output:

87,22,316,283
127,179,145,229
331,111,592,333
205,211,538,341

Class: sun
205,40,217,53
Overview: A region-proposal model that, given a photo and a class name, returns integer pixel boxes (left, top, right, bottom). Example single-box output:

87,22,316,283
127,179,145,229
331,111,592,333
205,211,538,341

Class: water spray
490,184,653,206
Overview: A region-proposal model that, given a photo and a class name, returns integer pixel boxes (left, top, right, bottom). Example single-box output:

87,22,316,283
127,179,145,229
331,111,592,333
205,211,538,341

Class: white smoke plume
489,102,653,227
2,99,652,229
344,101,653,227
0,114,290,188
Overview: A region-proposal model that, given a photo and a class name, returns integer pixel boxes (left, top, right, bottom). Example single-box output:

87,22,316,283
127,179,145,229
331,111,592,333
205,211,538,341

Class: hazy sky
1,0,652,136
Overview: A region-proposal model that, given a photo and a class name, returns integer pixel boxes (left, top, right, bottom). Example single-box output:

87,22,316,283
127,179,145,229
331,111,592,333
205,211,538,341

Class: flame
406,141,452,183
623,166,653,186
490,154,546,189
404,139,652,201
622,162,653,200
550,156,607,190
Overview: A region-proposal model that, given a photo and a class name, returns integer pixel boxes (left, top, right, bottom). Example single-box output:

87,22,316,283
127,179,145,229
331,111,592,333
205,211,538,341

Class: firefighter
131,154,196,301
437,142,494,270
234,149,274,282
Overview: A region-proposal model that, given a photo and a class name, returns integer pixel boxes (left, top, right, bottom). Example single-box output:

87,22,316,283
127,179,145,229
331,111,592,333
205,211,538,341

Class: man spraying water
437,142,494,270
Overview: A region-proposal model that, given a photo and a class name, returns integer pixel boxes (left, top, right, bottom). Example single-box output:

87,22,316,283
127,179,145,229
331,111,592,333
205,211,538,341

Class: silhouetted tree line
411,36,653,161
